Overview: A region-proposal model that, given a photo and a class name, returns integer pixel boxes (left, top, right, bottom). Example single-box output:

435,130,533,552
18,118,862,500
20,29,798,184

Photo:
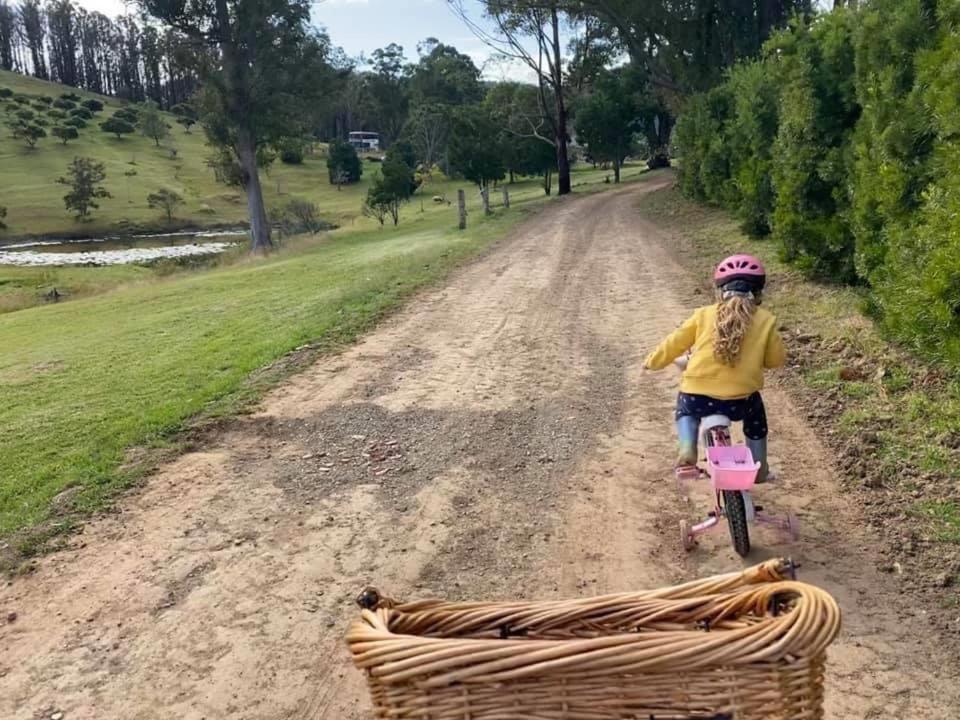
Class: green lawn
0,163,655,553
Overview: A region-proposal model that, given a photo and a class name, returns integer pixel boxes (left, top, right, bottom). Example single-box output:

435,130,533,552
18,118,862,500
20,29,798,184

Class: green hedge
675,0,960,363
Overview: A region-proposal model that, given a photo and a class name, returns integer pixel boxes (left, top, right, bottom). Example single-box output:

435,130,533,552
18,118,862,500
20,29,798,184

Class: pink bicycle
673,356,798,556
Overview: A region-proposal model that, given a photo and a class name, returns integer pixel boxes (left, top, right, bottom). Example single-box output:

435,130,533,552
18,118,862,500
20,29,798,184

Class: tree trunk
551,7,571,196
237,130,272,253
544,169,552,196
481,184,491,215
502,187,510,208
614,155,621,184
457,189,466,229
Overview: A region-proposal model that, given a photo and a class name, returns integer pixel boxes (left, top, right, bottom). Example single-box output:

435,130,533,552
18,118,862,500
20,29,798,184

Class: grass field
0,69,374,237
0,160,655,556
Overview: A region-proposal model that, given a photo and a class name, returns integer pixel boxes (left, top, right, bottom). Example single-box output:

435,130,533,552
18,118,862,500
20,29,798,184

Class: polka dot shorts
675,392,768,440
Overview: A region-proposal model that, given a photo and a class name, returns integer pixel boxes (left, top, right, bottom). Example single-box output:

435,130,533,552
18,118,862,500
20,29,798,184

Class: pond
0,229,248,267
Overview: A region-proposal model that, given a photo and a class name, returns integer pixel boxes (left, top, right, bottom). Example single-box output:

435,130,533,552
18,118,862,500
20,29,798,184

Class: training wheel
786,513,800,542
680,519,696,552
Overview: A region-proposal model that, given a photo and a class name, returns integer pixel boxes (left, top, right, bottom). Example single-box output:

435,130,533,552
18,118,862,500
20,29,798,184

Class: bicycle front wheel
723,490,751,557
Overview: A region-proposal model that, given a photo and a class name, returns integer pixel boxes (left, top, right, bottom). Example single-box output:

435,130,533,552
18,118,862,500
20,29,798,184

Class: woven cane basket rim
347,559,841,690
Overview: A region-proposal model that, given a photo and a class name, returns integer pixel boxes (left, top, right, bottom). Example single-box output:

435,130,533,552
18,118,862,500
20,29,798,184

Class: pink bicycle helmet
714,254,766,290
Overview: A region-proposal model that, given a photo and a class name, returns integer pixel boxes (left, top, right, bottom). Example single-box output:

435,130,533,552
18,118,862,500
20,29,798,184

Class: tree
19,0,48,80
363,152,416,226
142,0,335,253
147,188,184,222
484,81,557,188
410,41,483,106
576,0,812,94
171,102,198,132
450,0,573,195
403,104,449,168
0,2,15,71
138,100,169,146
366,43,408,145
51,124,79,144
327,139,362,187
100,116,135,139
385,141,419,194
448,107,506,189
58,156,111,219
8,119,45,148
47,0,80,87
574,69,642,183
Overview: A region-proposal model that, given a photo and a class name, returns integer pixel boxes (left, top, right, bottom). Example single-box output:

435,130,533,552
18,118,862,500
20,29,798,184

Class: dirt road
3,179,958,719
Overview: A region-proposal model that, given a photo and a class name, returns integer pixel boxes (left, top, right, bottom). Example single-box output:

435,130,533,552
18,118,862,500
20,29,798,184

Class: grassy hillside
0,69,363,237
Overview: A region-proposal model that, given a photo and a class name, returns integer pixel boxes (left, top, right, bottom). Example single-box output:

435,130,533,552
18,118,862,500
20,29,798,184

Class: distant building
348,131,380,151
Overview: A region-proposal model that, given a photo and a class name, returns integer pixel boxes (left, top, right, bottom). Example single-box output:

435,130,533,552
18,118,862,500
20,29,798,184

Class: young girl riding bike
644,255,785,482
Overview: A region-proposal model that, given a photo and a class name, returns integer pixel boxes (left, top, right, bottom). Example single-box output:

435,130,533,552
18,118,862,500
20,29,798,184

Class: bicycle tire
723,490,751,557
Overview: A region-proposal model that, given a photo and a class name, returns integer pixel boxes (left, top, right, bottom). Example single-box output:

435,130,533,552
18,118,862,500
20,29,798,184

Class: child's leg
675,393,701,467
742,393,772,482
676,414,699,467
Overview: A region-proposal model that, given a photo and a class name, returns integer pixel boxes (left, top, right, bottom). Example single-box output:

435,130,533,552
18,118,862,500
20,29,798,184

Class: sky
70,0,541,82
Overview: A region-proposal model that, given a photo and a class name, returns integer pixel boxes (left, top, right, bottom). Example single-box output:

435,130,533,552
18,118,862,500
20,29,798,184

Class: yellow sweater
645,305,786,399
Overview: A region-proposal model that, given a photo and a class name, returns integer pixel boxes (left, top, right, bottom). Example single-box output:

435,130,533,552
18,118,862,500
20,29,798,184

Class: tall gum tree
141,0,332,252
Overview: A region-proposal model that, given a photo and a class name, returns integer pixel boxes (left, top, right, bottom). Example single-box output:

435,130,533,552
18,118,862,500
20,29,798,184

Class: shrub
768,12,861,281
278,137,305,164
65,116,87,129
0,87,12,99
100,116,134,138
70,107,94,120
81,98,104,112
272,197,331,234
0,205,7,230
114,107,138,124
12,94,30,105
48,108,67,120
850,0,939,285
60,92,81,102
15,108,35,122
35,95,53,106
53,98,76,110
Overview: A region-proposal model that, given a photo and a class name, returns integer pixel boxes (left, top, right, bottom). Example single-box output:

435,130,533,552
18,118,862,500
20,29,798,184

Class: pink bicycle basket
707,445,760,490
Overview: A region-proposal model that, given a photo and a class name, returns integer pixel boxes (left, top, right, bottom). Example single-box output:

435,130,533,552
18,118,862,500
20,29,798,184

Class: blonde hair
714,292,757,366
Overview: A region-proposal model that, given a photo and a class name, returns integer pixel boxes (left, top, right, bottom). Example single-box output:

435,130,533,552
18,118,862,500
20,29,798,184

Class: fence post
458,189,467,230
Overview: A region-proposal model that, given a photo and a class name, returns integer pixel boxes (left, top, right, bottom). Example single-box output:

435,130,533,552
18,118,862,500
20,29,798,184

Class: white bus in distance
348,131,380,151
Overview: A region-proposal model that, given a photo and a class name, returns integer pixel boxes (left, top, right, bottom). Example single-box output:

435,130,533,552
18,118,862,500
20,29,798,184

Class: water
0,229,247,267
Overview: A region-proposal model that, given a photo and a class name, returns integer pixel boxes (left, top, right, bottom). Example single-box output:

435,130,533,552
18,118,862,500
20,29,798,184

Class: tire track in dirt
2,175,958,719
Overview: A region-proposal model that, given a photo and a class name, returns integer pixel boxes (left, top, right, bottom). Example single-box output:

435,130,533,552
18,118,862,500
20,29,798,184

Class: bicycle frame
678,414,798,553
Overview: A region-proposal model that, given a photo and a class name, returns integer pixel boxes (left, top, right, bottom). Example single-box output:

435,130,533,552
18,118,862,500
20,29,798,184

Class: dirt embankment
2,177,958,719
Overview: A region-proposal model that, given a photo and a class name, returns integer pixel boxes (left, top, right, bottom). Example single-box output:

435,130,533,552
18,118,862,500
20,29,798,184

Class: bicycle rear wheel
722,490,751,557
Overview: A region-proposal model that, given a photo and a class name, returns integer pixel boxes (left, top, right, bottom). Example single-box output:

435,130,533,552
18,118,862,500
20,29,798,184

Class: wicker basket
347,559,841,719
